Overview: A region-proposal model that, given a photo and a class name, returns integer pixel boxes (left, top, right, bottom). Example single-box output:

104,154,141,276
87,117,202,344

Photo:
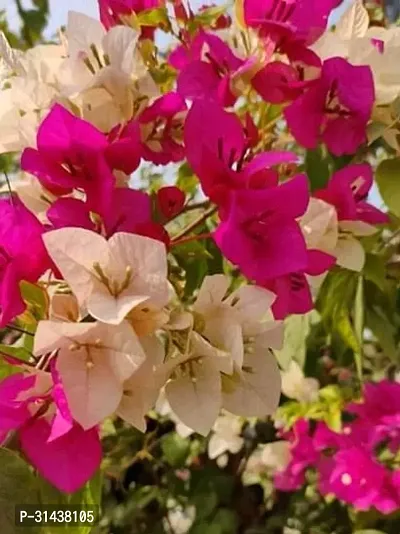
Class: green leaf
191,491,218,521
37,471,103,534
137,7,170,28
366,306,398,363
0,449,41,534
353,276,364,382
211,509,238,534
275,312,319,369
376,158,400,217
363,253,386,291
192,5,227,26
173,241,211,298
177,163,199,199
305,147,330,191
20,281,49,322
353,531,386,534
161,433,190,467
0,344,31,379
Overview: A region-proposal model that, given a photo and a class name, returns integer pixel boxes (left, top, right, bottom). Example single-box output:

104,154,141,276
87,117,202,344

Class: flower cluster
271,380,400,514
0,0,395,502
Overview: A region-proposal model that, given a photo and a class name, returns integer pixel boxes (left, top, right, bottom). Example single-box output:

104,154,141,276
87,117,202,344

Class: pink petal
20,418,102,493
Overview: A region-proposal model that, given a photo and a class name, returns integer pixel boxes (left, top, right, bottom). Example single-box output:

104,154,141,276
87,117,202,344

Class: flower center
92,263,133,298
341,473,352,486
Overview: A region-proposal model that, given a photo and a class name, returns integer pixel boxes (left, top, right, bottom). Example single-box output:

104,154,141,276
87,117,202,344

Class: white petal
67,11,106,59
109,233,169,308
44,228,109,308
339,220,377,237
117,358,162,432
102,26,140,74
203,314,244,370
208,434,230,459
166,358,221,436
222,349,281,418
57,345,122,429
193,274,230,315
335,235,366,271
336,0,369,41
227,285,276,327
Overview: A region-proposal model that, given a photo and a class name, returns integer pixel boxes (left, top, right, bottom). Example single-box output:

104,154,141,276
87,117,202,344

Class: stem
183,200,210,213
0,350,34,367
172,206,217,242
6,324,34,337
171,232,212,248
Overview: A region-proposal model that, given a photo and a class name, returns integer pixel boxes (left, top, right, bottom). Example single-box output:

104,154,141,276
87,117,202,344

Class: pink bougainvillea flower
251,47,321,104
184,100,298,205
99,0,164,38
284,58,374,156
243,0,339,51
139,92,187,165
0,373,36,438
0,371,102,493
0,196,50,327
263,249,335,319
107,93,186,167
47,191,169,245
21,105,140,216
274,419,319,491
346,380,400,453
318,447,390,512
315,163,389,224
172,32,244,106
157,186,186,221
21,417,102,494
47,198,97,232
214,174,309,283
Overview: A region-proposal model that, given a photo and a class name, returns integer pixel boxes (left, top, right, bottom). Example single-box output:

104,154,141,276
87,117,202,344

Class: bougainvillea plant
0,0,400,532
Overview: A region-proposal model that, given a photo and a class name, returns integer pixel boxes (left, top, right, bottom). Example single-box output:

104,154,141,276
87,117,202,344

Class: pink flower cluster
274,380,400,514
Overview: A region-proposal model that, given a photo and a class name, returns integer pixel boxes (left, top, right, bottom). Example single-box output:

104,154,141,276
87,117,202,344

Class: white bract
281,361,319,403
300,198,375,272
43,228,169,325
34,320,146,429
160,276,283,435
208,412,244,459
59,12,158,131
0,33,64,153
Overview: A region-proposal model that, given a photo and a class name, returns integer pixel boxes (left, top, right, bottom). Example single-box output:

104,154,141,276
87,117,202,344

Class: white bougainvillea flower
260,441,291,473
281,360,319,403
312,0,400,104
0,32,65,153
163,332,226,436
43,228,169,325
336,220,377,272
12,175,56,223
59,12,157,131
49,293,82,323
34,320,146,429
117,335,166,432
300,198,339,253
300,199,374,272
208,412,244,459
155,390,195,439
193,274,282,372
221,340,282,418
189,275,283,422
